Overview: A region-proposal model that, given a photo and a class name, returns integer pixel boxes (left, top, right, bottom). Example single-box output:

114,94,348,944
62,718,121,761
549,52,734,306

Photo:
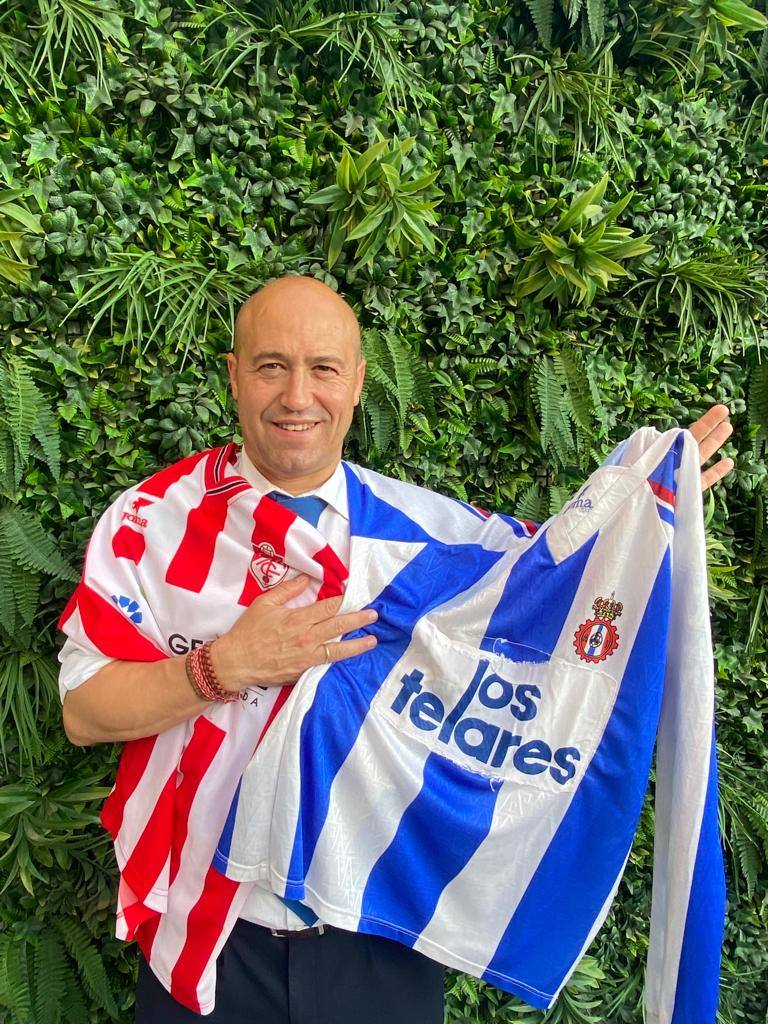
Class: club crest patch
250,541,288,589
573,593,623,663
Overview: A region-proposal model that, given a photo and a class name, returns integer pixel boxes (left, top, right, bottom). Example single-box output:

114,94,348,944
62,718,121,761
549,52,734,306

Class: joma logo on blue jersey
390,658,581,785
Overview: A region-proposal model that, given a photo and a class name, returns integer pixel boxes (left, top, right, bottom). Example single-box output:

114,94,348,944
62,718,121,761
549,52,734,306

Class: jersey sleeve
57,636,114,702
644,429,725,1024
57,485,167,663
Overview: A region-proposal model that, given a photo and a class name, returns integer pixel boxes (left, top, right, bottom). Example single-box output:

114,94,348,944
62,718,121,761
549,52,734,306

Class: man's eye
258,363,282,372
315,365,337,374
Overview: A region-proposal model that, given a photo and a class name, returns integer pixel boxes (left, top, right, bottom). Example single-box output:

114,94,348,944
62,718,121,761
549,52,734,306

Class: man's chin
253,447,340,489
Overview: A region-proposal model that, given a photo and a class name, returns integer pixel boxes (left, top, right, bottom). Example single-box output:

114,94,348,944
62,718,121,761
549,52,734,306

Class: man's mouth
273,422,318,432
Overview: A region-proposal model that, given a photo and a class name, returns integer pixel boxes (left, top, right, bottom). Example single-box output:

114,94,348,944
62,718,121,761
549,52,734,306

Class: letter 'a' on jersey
58,429,724,1021
217,427,725,1024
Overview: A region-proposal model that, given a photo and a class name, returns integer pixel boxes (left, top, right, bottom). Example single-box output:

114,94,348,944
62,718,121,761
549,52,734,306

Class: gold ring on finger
323,643,332,664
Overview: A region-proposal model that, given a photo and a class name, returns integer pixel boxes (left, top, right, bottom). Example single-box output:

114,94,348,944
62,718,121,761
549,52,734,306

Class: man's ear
353,358,366,406
226,352,239,401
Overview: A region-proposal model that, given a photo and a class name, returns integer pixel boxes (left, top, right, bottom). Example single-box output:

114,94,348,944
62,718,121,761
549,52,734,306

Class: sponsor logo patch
122,496,154,528
111,594,143,624
564,484,593,514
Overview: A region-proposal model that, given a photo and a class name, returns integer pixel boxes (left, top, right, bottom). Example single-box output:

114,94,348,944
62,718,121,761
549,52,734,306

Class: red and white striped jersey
59,444,349,1013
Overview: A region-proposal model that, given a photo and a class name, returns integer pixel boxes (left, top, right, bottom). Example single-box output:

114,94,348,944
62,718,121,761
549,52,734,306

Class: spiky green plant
69,250,264,362
509,43,628,167
625,248,766,354
28,0,128,95
512,174,653,309
306,133,444,270
192,0,422,112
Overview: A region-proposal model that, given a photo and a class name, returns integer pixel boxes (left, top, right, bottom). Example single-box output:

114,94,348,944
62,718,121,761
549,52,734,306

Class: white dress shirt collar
236,449,349,522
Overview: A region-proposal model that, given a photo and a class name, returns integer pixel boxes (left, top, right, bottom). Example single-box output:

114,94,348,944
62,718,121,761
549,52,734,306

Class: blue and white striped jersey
216,427,725,1024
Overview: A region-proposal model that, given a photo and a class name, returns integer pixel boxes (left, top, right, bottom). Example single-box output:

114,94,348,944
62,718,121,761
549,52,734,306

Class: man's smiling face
227,277,366,494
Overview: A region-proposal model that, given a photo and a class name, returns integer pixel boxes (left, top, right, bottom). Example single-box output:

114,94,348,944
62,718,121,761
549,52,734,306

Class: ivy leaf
23,131,59,166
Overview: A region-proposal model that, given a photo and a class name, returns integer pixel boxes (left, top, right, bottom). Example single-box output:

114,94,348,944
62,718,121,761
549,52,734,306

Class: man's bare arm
63,654,208,745
62,574,378,746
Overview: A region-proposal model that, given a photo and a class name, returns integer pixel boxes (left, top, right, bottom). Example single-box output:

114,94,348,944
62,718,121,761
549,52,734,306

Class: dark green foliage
0,0,766,1022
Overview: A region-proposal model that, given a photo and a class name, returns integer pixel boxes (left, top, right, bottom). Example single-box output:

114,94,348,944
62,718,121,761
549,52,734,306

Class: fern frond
14,568,41,627
732,825,762,897
515,481,546,522
525,0,555,47
564,0,584,26
534,357,574,465
385,333,415,418
367,402,396,453
411,360,436,418
548,483,571,516
749,363,768,428
407,410,434,440
445,421,471,437
4,356,40,466
482,47,498,85
60,979,89,1024
34,929,69,1024
0,540,16,635
586,0,605,41
553,344,595,434
0,505,79,582
32,400,61,480
464,358,498,375
54,918,118,1018
3,936,32,1022
366,363,399,400
88,383,120,418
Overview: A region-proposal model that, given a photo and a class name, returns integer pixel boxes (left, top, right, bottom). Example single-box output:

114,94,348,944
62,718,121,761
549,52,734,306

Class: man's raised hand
688,404,735,492
210,574,378,692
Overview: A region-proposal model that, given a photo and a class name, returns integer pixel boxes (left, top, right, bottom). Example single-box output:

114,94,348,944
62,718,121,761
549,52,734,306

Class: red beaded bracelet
185,641,241,703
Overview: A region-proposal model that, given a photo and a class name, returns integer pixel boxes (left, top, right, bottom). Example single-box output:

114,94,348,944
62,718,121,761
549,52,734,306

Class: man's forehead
234,280,361,358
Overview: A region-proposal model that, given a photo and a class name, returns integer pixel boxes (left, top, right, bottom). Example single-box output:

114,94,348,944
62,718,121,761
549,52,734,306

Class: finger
688,404,730,444
701,457,734,492
322,634,378,664
697,419,733,465
293,594,344,624
260,573,311,605
314,607,379,642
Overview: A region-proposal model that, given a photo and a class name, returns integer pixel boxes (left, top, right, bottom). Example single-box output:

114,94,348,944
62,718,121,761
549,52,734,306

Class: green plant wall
0,1,767,1021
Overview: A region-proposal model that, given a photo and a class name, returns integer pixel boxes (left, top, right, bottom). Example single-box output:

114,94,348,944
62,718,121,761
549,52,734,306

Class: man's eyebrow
249,351,288,362
248,352,345,365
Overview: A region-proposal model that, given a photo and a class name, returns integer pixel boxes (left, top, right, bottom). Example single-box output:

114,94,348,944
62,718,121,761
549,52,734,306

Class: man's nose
281,368,312,411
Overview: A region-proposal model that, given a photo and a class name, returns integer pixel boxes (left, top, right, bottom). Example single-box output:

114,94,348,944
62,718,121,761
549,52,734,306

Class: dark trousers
135,919,445,1024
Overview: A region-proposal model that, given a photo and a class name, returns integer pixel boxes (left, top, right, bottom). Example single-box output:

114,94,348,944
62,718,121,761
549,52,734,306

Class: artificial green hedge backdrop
1,0,767,1021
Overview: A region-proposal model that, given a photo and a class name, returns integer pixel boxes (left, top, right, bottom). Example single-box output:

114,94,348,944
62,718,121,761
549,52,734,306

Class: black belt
269,923,334,938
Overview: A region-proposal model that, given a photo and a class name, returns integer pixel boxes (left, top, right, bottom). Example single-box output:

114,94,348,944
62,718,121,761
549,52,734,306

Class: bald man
59,275,734,1023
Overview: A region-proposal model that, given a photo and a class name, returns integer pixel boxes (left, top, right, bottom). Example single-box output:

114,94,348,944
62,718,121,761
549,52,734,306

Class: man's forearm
62,656,209,745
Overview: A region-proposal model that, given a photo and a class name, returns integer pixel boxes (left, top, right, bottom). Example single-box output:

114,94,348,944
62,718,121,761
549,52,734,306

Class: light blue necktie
266,491,327,528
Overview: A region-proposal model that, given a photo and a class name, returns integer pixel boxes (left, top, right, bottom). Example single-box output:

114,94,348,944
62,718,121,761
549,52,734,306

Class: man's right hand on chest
211,574,378,690
61,576,377,747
